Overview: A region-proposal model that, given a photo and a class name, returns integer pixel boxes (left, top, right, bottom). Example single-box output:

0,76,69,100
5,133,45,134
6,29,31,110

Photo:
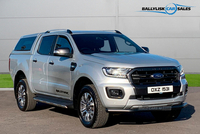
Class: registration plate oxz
147,85,173,94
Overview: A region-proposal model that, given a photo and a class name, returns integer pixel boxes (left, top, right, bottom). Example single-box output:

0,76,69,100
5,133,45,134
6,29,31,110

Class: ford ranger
9,29,188,128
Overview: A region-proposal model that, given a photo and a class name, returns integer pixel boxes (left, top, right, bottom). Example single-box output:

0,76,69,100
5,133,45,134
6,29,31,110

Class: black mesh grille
129,67,179,85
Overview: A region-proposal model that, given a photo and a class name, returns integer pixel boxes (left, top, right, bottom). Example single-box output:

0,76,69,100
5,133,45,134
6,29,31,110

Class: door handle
49,61,54,65
33,59,37,63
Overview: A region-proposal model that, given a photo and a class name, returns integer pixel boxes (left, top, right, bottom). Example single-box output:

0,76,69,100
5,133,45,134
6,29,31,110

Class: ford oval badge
151,73,164,79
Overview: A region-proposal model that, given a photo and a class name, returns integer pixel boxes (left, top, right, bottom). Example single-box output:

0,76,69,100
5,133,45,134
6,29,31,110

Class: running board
34,94,73,109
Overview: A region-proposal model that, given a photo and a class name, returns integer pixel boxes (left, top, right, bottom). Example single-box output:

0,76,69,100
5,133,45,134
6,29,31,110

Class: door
47,35,73,97
32,35,57,93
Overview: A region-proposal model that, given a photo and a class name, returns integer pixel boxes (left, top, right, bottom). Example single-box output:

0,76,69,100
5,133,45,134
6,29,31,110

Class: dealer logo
140,3,193,15
165,3,177,15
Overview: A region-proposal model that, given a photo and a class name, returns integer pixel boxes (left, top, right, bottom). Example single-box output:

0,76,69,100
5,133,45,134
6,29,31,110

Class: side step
34,94,73,109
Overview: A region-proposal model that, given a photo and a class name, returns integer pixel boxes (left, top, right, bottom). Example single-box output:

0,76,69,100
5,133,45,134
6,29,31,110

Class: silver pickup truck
9,29,188,128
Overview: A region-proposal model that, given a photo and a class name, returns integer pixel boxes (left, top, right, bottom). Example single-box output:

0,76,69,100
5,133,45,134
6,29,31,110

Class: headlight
102,67,131,78
178,65,184,76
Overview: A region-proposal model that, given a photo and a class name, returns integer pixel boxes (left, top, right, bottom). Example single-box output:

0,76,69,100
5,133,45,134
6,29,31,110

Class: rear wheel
16,79,36,111
78,84,109,128
152,109,181,122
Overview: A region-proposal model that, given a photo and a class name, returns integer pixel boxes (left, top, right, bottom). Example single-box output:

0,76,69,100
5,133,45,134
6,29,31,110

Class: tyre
152,109,181,122
15,79,36,111
77,84,109,128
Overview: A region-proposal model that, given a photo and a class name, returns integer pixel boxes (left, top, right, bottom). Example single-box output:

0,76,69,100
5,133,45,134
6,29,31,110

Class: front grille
129,67,179,85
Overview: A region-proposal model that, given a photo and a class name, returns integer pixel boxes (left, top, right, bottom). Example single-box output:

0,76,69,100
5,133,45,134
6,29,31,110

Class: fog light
110,89,121,96
106,87,124,99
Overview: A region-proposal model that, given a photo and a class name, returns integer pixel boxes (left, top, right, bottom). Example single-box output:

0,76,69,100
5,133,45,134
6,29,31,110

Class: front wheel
78,84,109,128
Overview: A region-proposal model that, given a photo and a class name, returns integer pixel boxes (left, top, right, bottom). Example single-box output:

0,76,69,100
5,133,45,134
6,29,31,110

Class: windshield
72,34,145,54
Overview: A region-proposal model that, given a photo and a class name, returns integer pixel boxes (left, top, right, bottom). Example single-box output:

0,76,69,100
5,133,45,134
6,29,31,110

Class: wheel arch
14,70,27,98
73,76,93,109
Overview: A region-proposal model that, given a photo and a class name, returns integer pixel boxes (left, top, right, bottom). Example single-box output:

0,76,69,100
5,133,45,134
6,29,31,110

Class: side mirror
54,48,73,58
142,47,149,53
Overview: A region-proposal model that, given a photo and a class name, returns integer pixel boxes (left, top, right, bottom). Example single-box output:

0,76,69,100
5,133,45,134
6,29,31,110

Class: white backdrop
0,0,199,73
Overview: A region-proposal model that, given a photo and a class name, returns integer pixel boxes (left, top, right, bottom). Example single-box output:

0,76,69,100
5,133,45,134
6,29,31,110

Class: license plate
139,106,171,111
148,85,173,94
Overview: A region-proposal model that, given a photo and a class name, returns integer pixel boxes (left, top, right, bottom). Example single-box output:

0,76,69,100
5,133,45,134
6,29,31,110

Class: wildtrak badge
140,3,193,15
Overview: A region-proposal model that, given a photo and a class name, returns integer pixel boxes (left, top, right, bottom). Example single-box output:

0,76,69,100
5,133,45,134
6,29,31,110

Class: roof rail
44,29,73,34
67,29,72,34
115,30,122,34
45,30,50,33
44,29,69,34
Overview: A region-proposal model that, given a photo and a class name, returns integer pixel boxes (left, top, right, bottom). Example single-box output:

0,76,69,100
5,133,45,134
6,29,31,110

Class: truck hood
83,53,180,68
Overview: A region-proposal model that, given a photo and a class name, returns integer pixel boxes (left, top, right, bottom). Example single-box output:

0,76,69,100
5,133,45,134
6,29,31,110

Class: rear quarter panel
9,54,33,92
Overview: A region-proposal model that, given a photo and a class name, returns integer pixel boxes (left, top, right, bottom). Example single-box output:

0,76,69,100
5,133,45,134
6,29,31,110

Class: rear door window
14,36,36,51
38,35,57,55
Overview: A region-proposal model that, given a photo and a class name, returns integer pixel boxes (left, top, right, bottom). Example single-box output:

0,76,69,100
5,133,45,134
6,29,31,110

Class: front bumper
95,77,188,109
106,102,188,112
